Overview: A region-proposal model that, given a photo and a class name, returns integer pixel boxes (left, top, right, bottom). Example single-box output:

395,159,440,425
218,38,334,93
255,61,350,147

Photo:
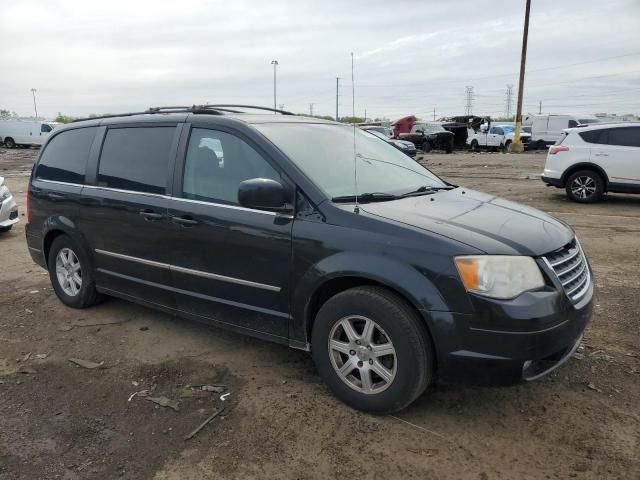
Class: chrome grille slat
561,262,586,286
543,239,590,302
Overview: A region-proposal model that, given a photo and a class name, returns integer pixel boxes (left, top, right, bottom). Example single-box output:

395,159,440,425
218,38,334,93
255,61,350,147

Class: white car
467,124,531,151
541,122,640,202
0,176,19,232
0,120,58,148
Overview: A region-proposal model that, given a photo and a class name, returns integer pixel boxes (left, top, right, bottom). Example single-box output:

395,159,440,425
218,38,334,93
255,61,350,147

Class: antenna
351,52,359,214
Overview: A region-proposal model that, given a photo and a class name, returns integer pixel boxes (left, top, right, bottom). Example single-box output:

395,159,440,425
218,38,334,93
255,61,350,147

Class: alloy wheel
328,315,397,394
55,248,82,296
571,176,596,200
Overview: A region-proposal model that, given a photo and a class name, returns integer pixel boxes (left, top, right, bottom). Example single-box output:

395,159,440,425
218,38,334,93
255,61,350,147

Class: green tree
338,116,366,124
54,112,75,124
0,109,18,120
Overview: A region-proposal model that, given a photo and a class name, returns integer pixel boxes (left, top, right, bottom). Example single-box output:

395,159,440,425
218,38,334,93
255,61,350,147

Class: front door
592,126,640,186
168,125,293,341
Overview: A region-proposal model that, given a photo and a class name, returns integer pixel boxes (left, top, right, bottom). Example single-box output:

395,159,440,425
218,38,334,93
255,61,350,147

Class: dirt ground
0,147,638,480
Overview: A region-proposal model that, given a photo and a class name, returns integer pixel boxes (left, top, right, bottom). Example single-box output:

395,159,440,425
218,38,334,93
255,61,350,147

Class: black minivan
25,106,593,413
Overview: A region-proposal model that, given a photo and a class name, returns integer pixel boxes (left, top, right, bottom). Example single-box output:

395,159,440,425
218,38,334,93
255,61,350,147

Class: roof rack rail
71,104,294,123
205,104,295,115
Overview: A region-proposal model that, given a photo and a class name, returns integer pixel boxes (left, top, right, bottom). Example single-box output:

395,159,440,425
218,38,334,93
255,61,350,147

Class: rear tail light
549,145,570,154
26,185,31,225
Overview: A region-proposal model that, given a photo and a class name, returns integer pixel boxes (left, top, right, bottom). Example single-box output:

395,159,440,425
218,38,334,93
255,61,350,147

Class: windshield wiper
332,192,399,203
399,185,456,198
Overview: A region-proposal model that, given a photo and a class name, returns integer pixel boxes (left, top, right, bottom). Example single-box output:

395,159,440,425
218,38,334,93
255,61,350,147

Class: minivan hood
360,188,573,256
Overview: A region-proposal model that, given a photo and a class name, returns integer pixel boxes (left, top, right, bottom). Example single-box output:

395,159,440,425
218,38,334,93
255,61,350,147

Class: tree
54,112,75,124
0,109,18,120
339,116,366,124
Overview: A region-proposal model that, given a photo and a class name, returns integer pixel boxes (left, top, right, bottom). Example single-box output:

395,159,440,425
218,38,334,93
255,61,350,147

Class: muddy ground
0,147,638,479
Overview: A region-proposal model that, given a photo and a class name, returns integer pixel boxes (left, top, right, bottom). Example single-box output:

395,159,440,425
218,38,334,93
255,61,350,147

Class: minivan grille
543,239,590,302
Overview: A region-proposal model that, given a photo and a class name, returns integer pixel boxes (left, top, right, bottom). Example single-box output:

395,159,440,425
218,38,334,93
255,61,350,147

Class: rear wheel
422,141,432,153
311,286,433,414
565,170,604,203
48,235,100,308
4,137,15,148
536,140,546,150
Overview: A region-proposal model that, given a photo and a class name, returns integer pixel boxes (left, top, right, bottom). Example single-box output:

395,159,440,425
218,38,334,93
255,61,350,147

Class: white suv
541,123,640,202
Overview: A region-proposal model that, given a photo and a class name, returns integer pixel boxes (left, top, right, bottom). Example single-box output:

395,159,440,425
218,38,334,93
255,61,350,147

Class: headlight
0,186,9,202
454,255,545,299
392,141,408,149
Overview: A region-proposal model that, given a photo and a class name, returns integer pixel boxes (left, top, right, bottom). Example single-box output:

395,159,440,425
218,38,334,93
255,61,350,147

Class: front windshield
578,118,600,124
500,125,515,134
365,129,388,141
254,123,446,198
420,123,445,133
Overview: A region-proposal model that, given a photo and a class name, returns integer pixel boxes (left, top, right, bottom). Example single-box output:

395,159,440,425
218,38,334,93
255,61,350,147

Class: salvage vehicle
542,122,640,202
26,105,593,413
467,124,531,151
362,128,417,157
524,114,600,150
0,119,57,148
0,176,19,232
398,123,454,153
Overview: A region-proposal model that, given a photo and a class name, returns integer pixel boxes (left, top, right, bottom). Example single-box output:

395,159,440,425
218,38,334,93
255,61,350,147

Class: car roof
568,121,640,132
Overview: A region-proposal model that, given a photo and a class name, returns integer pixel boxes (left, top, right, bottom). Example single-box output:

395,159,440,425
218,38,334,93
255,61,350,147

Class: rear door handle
47,192,66,200
139,209,164,220
171,215,199,226
594,153,608,157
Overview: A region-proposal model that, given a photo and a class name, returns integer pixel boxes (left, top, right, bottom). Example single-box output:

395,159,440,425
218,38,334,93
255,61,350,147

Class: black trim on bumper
541,175,563,188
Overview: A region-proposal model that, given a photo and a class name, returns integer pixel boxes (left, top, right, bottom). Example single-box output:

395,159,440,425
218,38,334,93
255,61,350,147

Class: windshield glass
254,123,446,198
418,123,445,133
365,129,388,141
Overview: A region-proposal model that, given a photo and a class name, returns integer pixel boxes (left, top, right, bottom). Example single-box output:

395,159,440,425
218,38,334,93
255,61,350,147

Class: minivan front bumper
428,271,594,385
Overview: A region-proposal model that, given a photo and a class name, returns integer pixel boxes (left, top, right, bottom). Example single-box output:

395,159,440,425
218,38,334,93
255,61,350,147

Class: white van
0,120,58,148
524,114,600,149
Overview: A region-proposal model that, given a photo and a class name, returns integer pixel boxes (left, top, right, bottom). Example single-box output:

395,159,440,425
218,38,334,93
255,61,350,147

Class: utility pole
464,86,474,115
538,100,542,114
31,88,38,120
335,77,340,121
510,0,532,153
270,60,278,113
433,108,436,121
505,85,514,119
309,103,314,116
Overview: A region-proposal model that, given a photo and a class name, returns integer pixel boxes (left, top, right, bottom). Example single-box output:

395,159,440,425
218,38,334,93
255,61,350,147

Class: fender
561,162,610,187
40,215,95,268
290,251,454,345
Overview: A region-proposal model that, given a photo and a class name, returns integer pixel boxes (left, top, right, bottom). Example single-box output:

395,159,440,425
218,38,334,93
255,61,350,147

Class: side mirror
238,178,291,212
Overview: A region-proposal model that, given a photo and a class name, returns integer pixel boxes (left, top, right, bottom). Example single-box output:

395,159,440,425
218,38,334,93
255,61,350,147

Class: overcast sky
1,0,639,120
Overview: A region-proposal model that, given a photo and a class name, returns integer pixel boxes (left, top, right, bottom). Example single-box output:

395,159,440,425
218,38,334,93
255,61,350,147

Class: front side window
35,127,97,184
254,123,446,198
98,127,175,194
41,124,53,133
568,120,579,128
182,128,280,205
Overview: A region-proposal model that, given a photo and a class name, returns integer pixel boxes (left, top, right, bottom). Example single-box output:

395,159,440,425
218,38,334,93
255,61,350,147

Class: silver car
0,176,19,232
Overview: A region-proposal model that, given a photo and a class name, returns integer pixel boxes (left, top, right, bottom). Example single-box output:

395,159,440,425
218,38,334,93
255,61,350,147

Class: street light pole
510,0,531,153
31,88,38,120
270,60,278,113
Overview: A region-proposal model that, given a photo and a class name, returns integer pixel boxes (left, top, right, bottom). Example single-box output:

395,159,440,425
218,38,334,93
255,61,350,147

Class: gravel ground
0,147,638,480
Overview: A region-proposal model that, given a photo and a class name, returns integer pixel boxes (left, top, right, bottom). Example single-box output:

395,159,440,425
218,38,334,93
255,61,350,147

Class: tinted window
98,127,175,194
41,124,53,133
35,127,96,183
182,128,280,205
579,129,608,144
568,120,578,128
607,127,640,147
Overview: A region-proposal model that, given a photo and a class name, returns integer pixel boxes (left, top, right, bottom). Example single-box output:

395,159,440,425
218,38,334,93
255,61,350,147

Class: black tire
536,140,546,151
565,170,604,203
504,139,512,151
4,137,15,148
422,141,432,153
0,225,12,233
470,140,479,152
311,286,434,414
47,235,100,308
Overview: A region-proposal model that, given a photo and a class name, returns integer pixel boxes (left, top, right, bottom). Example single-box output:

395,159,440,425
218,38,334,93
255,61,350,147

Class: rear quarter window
97,127,176,194
579,129,608,144
35,127,97,184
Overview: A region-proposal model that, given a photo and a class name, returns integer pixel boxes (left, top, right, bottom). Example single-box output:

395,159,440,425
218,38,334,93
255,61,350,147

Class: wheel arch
41,216,94,266
561,163,609,189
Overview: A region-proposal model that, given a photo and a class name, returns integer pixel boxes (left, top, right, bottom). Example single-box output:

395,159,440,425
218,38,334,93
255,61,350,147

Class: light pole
510,0,531,153
270,60,278,113
31,88,38,120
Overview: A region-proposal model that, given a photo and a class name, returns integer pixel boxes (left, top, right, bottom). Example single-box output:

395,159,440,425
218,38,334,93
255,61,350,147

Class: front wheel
565,170,604,203
0,225,12,233
470,140,479,152
422,141,432,153
504,140,512,151
311,286,433,414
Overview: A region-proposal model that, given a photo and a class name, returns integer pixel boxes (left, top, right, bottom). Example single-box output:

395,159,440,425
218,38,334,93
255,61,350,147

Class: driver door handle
171,215,199,226
139,209,164,220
